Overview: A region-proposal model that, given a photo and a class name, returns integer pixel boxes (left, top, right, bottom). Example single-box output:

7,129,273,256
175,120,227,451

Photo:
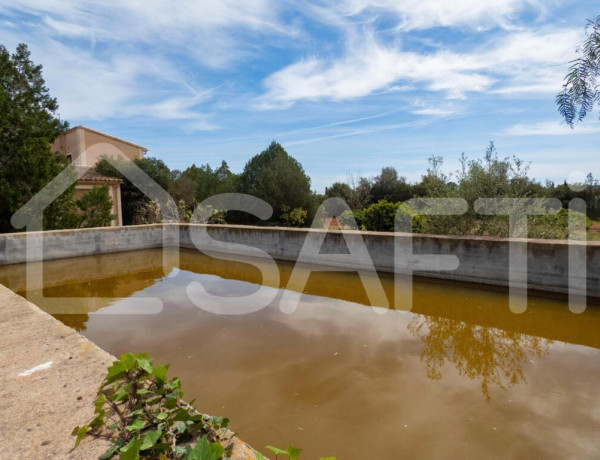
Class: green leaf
266,445,302,459
156,412,169,420
99,441,122,459
152,364,168,384
112,385,130,402
206,416,229,429
140,428,162,451
125,419,145,431
266,446,289,455
174,420,187,433
136,357,153,374
119,353,137,371
136,388,151,395
89,411,105,428
105,361,126,384
287,446,302,460
71,424,89,449
94,393,107,412
119,438,140,460
187,436,225,460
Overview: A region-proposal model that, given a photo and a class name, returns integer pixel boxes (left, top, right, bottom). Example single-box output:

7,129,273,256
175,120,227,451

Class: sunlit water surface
1,248,600,459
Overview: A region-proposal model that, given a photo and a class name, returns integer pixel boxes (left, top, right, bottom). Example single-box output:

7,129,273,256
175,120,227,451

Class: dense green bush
528,209,592,239
338,209,365,229
280,205,307,227
360,200,426,232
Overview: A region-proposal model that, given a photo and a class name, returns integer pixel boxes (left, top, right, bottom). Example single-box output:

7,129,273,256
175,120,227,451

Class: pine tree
0,43,73,232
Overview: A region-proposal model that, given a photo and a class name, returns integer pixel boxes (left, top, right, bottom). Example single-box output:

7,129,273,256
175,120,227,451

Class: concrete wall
1,224,599,296
0,225,175,265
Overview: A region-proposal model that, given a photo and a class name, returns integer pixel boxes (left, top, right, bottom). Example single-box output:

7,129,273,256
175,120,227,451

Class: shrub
338,209,364,229
361,200,426,232
76,185,115,228
72,353,231,459
74,353,336,459
280,205,307,227
528,209,592,239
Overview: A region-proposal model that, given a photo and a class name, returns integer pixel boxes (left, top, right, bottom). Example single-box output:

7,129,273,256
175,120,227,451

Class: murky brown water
1,248,600,459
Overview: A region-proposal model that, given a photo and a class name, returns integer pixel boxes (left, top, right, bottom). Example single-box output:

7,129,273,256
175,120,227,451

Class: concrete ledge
0,283,114,459
0,284,262,459
1,223,599,296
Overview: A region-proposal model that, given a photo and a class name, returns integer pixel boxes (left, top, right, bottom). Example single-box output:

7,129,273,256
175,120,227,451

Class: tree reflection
407,315,551,400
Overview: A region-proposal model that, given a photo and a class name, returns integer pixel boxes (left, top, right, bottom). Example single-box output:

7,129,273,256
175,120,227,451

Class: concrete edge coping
3,223,599,246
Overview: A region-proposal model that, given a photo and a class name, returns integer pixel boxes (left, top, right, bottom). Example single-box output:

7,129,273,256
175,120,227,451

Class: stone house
51,126,148,226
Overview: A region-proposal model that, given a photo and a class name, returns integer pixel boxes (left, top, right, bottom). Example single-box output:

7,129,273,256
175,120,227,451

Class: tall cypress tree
0,43,73,232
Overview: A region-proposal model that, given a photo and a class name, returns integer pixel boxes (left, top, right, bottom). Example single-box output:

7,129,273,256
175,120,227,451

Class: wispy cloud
0,14,224,124
285,110,479,146
0,0,595,186
504,121,600,136
308,0,550,31
258,25,581,107
413,108,457,116
0,0,289,68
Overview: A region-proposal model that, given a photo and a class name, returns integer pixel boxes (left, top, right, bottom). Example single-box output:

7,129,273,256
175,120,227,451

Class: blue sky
0,0,598,191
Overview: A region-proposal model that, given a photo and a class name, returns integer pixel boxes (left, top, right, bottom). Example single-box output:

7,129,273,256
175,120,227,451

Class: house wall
51,129,79,163
83,129,145,164
52,127,145,167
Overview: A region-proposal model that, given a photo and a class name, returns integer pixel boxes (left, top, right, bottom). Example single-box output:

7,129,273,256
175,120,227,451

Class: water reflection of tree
43,269,164,332
407,315,551,400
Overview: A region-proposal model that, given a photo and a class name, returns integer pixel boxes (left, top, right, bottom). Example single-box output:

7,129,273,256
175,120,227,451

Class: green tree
371,167,413,203
0,43,73,232
422,143,538,237
76,186,115,228
557,14,600,126
238,142,312,224
325,182,354,205
183,160,238,204
95,156,172,225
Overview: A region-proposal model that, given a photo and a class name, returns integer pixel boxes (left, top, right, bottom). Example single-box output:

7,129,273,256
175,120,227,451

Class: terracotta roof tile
76,166,122,183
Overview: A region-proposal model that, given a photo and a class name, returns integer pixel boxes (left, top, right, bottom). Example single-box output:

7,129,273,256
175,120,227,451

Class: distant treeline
95,141,599,238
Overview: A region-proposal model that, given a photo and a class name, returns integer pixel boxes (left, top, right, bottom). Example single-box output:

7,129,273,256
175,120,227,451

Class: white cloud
504,121,600,136
259,27,582,107
0,11,225,124
413,108,457,116
315,0,549,30
258,31,494,107
0,33,147,120
0,0,286,68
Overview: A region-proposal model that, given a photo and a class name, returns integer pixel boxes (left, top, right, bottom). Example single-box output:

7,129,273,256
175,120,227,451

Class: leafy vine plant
72,353,336,460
